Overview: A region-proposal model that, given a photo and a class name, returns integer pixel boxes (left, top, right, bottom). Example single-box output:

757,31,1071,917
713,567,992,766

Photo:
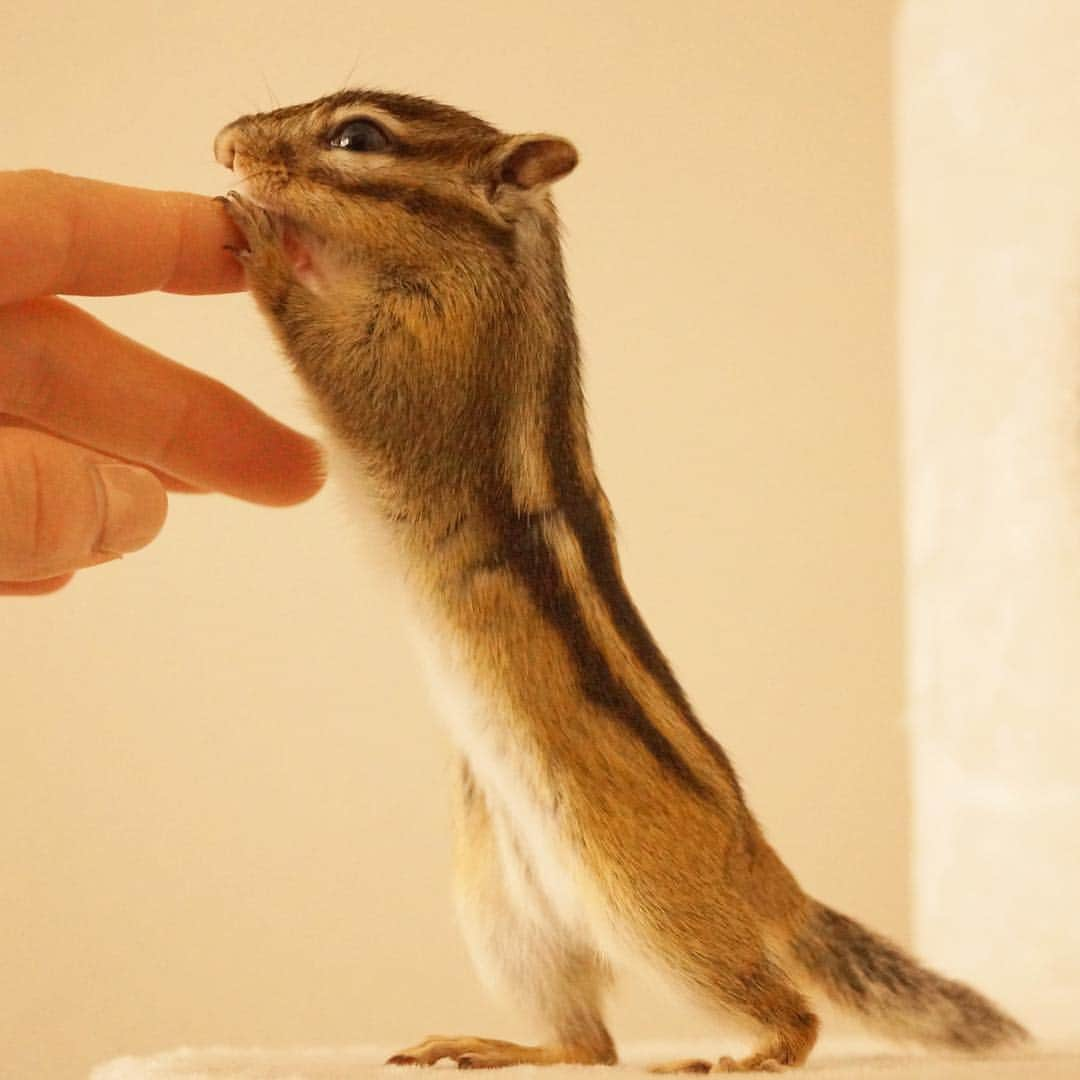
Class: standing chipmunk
213,89,1028,1073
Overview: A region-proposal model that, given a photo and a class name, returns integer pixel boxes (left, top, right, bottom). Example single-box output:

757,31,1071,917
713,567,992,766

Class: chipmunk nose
213,126,238,170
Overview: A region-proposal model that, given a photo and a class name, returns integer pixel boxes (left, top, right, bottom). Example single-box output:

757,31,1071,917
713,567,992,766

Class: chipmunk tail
790,900,1030,1052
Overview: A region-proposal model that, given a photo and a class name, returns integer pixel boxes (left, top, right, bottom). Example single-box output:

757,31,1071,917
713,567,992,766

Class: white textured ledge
88,1041,1080,1080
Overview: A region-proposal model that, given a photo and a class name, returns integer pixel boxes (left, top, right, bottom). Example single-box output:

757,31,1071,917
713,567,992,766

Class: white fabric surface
88,1041,1080,1080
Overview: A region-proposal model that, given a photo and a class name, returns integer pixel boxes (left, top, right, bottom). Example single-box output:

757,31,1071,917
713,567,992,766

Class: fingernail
93,464,168,556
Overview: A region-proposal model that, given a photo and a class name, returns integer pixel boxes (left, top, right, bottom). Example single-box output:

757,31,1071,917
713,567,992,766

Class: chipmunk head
214,89,577,273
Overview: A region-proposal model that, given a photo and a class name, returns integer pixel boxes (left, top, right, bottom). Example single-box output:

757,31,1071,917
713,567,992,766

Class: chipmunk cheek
282,224,311,270
281,224,328,294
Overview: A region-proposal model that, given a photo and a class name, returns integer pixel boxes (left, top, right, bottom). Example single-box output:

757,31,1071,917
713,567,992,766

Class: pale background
897,0,1080,1041
1,3,904,1079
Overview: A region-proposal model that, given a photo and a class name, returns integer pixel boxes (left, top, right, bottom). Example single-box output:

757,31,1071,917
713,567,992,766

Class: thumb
91,463,169,557
0,427,168,584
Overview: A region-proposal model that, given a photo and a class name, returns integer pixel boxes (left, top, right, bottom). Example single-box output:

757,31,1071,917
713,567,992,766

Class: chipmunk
213,89,1029,1073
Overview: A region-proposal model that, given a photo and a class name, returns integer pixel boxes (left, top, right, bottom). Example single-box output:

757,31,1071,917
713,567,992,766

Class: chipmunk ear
496,135,578,191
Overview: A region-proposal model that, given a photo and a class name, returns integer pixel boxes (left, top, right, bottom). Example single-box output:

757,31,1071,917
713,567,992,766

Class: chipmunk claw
217,191,281,253
385,1036,600,1069
650,1055,785,1074
715,1055,785,1073
385,1036,457,1067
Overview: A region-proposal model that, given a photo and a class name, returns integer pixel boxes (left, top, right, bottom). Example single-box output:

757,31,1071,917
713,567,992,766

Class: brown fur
214,89,1029,1072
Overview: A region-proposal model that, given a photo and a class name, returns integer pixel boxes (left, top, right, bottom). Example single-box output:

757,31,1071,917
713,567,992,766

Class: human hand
0,170,325,595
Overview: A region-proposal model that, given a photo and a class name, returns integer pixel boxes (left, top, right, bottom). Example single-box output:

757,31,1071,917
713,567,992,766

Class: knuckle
0,298,76,419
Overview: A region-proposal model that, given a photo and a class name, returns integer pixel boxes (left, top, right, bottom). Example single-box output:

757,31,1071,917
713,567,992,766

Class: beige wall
0,3,900,1078
898,0,1080,1037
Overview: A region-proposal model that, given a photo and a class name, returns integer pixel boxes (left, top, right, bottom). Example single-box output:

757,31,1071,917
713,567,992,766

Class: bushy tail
791,901,1029,1052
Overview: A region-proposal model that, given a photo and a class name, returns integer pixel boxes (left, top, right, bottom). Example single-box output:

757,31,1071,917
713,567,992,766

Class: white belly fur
325,430,602,947
407,615,595,939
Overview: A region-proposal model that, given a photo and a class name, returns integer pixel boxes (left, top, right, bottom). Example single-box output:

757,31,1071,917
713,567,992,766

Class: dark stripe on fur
233,89,499,139
330,89,500,136
464,259,710,796
540,264,740,792
311,169,513,252
495,508,712,798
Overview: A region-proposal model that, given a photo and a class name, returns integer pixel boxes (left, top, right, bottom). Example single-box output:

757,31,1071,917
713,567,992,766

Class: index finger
0,170,244,305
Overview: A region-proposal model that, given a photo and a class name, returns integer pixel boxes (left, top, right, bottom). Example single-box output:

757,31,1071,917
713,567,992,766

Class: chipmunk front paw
219,190,331,302
216,190,297,307
217,191,280,259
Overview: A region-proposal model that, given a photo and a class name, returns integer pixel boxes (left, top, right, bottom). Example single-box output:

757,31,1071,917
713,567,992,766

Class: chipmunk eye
328,118,390,153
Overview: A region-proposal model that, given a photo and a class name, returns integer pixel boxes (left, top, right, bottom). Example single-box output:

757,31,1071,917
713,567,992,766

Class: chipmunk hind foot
386,1034,617,1069
650,1054,786,1074
647,996,819,1075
